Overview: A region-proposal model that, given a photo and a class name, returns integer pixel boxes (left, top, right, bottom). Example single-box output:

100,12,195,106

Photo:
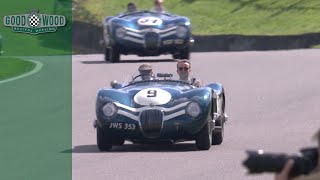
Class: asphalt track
72,50,320,180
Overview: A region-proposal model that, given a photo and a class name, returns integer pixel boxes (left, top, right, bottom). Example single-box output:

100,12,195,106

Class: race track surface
72,50,320,180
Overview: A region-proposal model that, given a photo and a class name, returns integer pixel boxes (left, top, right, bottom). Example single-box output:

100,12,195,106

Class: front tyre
104,48,110,62
97,125,112,151
109,46,120,63
212,94,225,145
195,122,212,150
179,46,190,59
212,121,224,145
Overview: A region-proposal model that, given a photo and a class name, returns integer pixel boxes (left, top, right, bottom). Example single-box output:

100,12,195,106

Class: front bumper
96,107,210,141
109,26,192,55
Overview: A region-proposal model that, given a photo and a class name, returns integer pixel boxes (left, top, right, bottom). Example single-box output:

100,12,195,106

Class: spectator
275,129,320,180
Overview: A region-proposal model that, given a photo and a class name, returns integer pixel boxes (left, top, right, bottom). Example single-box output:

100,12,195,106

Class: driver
126,2,138,13
176,60,202,87
138,64,155,80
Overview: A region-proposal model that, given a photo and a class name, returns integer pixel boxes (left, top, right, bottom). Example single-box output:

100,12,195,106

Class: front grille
144,32,159,50
139,109,163,138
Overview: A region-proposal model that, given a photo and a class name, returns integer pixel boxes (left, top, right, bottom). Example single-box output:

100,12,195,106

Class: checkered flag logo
28,9,41,28
29,14,40,27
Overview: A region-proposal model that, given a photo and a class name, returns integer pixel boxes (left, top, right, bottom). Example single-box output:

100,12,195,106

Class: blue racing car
94,73,228,151
102,10,194,62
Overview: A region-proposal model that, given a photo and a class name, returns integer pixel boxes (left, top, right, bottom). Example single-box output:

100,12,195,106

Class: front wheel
179,47,190,59
97,125,112,151
212,121,224,145
109,46,120,63
104,48,110,62
195,122,212,150
172,47,190,60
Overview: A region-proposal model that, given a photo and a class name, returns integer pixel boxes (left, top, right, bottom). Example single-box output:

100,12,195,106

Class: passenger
151,0,167,13
176,60,202,87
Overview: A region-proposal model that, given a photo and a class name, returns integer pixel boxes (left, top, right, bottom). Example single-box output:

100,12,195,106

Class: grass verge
0,57,35,81
73,0,320,35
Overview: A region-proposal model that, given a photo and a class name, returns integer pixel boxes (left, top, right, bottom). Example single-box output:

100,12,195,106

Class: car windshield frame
123,79,194,88
118,10,174,18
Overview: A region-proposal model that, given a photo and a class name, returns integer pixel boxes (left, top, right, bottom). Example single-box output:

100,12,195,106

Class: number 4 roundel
137,17,163,26
134,88,171,106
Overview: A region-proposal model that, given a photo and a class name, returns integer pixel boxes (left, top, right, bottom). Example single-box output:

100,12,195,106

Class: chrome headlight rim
176,26,188,38
186,102,201,118
115,27,126,38
102,102,118,117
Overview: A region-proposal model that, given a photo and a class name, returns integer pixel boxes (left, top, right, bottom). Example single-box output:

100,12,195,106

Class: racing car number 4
137,17,162,26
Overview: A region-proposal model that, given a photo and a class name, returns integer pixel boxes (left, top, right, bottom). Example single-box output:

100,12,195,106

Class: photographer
276,129,320,180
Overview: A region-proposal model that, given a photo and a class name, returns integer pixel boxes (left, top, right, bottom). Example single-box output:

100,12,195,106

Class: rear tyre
195,122,212,150
97,125,112,151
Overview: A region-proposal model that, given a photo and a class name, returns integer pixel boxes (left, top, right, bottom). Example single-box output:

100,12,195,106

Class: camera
243,147,318,177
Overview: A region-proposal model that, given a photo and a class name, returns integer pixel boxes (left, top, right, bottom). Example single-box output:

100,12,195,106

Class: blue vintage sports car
102,10,194,62
94,73,228,151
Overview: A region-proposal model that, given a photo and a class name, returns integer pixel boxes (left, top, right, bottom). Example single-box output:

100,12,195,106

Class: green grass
73,0,320,35
312,44,320,48
0,0,72,56
0,57,35,80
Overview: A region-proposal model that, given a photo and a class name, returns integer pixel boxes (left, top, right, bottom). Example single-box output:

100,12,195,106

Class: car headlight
186,102,201,118
102,102,117,117
176,26,188,38
115,27,126,38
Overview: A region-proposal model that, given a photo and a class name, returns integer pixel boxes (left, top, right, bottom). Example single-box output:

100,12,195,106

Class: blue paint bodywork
102,11,193,62
95,79,225,143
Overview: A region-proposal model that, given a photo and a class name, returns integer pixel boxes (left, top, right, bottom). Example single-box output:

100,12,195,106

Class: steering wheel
131,74,154,82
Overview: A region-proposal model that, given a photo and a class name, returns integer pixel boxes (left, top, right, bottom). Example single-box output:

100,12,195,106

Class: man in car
138,64,155,80
126,2,138,13
176,60,202,87
151,0,167,13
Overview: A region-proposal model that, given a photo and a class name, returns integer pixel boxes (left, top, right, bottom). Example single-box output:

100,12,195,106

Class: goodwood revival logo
3,9,66,35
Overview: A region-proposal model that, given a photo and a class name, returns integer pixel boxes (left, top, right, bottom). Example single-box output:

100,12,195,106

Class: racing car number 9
134,88,171,105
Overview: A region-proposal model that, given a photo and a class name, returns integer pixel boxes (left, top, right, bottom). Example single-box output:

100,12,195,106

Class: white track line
0,59,43,84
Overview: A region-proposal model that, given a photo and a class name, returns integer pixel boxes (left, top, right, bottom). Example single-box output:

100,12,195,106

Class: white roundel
134,88,171,106
137,17,163,26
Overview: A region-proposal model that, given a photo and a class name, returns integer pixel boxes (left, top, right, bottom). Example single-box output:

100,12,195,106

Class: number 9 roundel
134,88,171,106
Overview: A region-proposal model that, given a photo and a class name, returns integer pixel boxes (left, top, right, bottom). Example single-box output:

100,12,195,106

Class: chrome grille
144,32,159,49
139,109,163,138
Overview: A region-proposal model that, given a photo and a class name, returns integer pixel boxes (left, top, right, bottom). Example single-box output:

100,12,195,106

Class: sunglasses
178,67,189,71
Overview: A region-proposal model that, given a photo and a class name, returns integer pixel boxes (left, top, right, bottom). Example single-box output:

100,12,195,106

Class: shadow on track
65,142,199,153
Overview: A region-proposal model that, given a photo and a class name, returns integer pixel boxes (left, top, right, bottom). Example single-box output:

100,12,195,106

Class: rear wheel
97,125,112,151
195,122,212,150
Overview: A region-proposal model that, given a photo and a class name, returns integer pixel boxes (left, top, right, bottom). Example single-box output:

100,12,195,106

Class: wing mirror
110,80,123,89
